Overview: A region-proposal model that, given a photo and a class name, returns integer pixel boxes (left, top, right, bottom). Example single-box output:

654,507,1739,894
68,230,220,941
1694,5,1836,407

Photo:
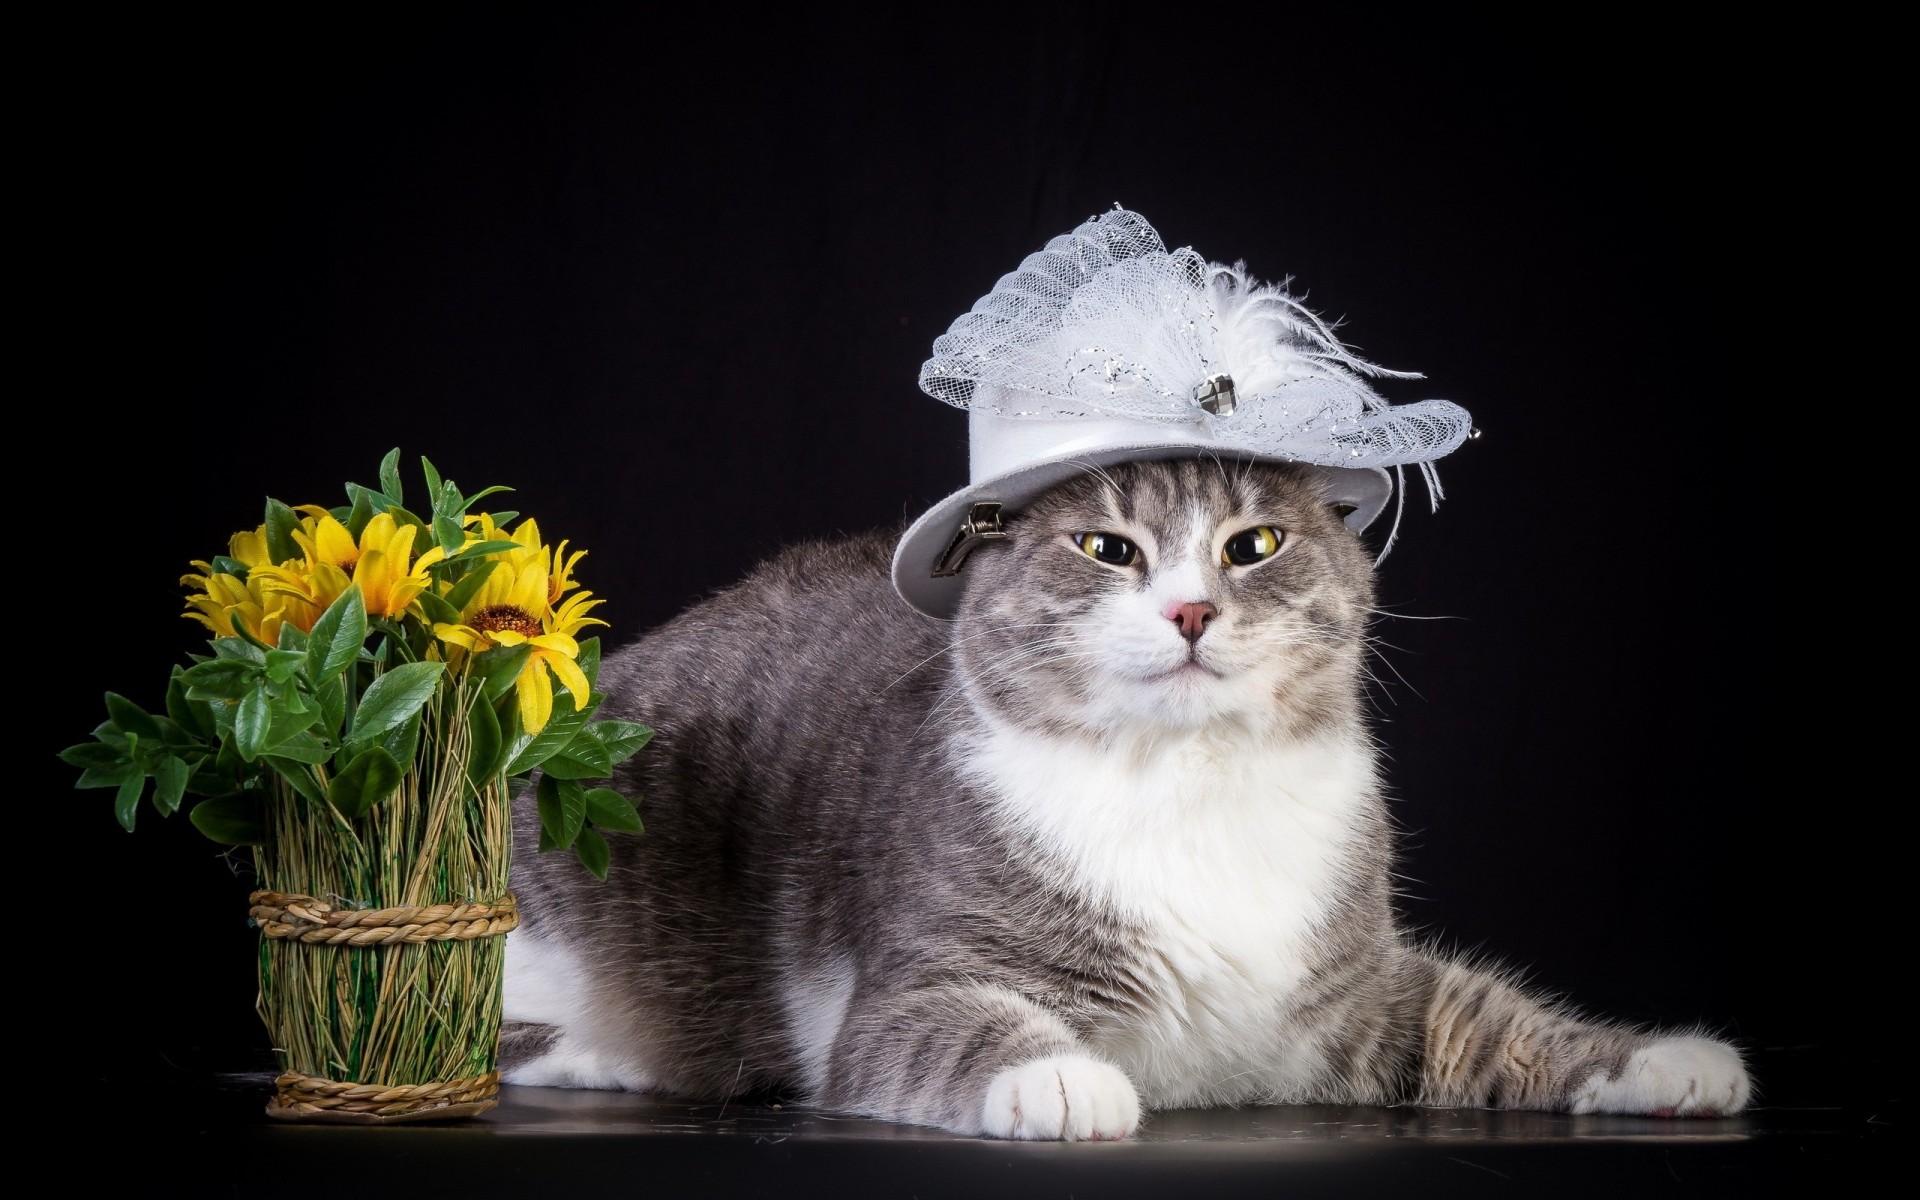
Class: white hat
892,207,1474,619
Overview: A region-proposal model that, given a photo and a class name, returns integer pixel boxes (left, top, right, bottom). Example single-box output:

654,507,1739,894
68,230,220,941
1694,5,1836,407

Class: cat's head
951,458,1375,740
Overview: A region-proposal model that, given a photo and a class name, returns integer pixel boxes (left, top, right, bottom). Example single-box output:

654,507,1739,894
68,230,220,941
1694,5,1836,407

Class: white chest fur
953,719,1378,1106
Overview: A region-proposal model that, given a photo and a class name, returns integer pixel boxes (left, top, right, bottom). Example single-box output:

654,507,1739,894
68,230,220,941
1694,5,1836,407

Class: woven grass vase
250,712,515,1124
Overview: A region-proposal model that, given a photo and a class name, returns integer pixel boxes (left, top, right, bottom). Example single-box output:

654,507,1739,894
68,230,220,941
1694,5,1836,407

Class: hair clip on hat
893,206,1475,618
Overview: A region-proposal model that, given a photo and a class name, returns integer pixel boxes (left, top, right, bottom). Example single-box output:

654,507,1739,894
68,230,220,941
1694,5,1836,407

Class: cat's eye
1222,526,1284,567
1073,532,1138,567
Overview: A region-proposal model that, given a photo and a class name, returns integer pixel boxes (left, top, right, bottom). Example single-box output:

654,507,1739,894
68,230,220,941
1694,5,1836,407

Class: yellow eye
1074,532,1138,566
1222,526,1283,566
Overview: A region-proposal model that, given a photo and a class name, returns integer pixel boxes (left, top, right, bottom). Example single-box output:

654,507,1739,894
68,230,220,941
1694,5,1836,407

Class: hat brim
891,445,1392,619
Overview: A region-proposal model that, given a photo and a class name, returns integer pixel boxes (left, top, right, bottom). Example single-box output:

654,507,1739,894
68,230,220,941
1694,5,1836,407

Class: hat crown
919,206,1472,471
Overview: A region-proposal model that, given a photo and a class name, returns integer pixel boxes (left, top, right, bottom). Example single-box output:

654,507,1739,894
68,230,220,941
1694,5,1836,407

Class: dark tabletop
122,1064,1896,1200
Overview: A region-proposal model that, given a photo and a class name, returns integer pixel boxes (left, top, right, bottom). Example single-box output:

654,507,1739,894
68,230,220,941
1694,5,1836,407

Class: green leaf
577,637,603,687
443,559,499,612
264,648,306,684
380,706,421,769
165,668,215,738
536,773,586,851
104,693,163,742
60,741,127,770
186,755,241,799
264,497,301,566
275,622,309,652
235,686,270,761
184,680,250,705
264,730,331,764
347,661,445,742
328,746,404,820
307,584,367,680
574,826,610,880
316,674,347,741
594,720,654,763
346,483,429,532
465,691,504,793
458,485,513,512
183,656,255,686
208,554,250,579
477,643,533,701
190,794,267,845
345,481,393,515
434,512,464,555
214,736,244,778
420,454,444,502
153,755,189,816
378,447,404,506
76,763,133,789
484,509,519,526
265,697,319,744
212,633,269,662
415,589,462,627
114,773,145,831
504,691,599,776
444,539,525,563
384,503,430,532
583,787,643,833
346,484,375,539
316,675,347,741
265,757,327,806
539,725,615,780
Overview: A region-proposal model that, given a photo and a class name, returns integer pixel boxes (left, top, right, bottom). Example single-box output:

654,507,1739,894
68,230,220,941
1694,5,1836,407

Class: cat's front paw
982,1054,1141,1141
1571,1035,1751,1117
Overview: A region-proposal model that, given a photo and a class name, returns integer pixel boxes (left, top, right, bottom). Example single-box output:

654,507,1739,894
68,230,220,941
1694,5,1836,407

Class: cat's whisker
1366,605,1466,623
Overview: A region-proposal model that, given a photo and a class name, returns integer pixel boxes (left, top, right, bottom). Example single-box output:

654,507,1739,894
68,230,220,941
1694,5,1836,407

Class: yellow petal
308,563,351,610
434,623,486,651
230,528,271,566
545,651,590,704
385,521,419,568
490,629,529,647
552,593,608,635
314,514,359,569
507,562,549,617
359,513,397,555
384,578,428,617
530,632,579,657
357,548,391,614
517,664,553,733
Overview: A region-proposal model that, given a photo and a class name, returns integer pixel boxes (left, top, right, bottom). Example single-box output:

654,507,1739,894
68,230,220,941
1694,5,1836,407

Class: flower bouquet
62,450,649,1122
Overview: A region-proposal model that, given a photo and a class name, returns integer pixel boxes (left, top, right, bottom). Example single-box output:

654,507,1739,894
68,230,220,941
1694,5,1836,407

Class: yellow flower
183,524,320,643
432,517,606,733
257,512,440,621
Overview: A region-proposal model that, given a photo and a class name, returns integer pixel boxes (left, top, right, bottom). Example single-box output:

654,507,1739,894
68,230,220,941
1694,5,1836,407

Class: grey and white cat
500,457,1749,1139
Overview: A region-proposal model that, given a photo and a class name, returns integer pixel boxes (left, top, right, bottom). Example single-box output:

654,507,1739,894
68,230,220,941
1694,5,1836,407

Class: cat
498,455,1750,1140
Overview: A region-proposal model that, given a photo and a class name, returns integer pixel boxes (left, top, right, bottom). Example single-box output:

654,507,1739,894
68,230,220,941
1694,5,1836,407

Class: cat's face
952,458,1376,739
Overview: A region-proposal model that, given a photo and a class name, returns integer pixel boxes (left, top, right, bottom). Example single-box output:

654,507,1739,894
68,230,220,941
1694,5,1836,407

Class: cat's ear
1328,502,1358,522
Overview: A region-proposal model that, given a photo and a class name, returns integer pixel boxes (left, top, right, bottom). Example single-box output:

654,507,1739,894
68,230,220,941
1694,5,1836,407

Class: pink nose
1168,601,1218,642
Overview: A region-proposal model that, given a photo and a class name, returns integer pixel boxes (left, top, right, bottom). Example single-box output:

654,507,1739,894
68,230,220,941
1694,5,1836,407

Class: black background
43,6,1859,1115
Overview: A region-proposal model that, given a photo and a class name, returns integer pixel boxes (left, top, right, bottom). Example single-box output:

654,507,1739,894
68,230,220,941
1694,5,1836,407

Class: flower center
471,605,543,637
